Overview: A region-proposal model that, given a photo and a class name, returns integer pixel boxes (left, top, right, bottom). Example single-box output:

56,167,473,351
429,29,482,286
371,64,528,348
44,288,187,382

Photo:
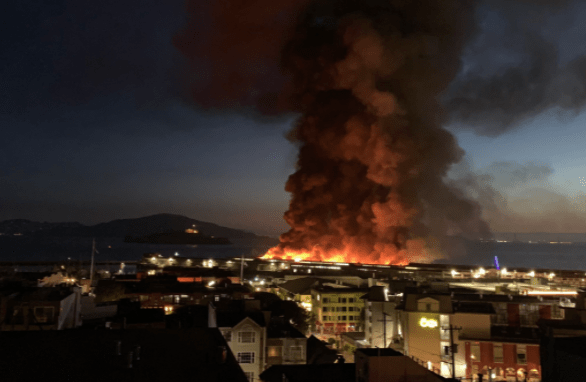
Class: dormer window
417,298,439,312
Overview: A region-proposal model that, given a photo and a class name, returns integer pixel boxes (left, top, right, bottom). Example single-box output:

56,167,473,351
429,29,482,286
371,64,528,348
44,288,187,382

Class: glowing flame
262,238,432,265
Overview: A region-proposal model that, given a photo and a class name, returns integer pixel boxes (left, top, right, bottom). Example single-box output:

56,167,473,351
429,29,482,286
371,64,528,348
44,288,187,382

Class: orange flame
261,238,431,266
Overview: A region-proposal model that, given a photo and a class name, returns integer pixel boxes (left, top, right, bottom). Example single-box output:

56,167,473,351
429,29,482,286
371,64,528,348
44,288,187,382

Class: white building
209,302,267,381
363,286,402,348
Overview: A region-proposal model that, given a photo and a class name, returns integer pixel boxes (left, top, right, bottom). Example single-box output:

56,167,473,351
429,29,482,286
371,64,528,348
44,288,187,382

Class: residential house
209,301,268,382
0,286,82,330
266,320,307,368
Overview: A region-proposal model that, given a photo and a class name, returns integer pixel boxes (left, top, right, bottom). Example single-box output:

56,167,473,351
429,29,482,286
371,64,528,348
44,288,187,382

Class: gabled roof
306,335,338,364
216,310,265,328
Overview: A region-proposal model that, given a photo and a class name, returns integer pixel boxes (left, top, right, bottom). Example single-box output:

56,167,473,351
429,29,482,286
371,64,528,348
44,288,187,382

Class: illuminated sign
419,317,438,328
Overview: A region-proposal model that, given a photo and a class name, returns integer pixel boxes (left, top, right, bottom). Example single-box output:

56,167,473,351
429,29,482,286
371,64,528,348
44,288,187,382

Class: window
237,352,255,364
221,330,232,342
417,298,438,312
471,344,481,361
337,307,347,312
339,316,346,321
289,346,303,360
268,346,282,357
493,344,503,363
349,298,355,303
552,304,564,319
244,372,254,381
323,307,329,312
441,341,451,361
440,315,450,341
340,298,347,303
516,345,527,364
33,307,54,323
323,298,330,303
238,331,256,343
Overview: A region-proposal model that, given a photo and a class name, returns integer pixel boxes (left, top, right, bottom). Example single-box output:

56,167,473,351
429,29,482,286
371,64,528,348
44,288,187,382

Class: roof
312,286,370,294
340,331,365,341
453,302,495,314
356,348,404,357
260,363,356,382
0,329,248,382
267,321,306,339
4,286,75,302
215,310,265,328
278,277,325,295
307,335,338,364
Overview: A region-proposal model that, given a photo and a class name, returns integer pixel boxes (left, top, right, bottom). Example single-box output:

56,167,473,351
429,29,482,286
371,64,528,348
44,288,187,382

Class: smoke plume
445,0,586,135
175,0,494,264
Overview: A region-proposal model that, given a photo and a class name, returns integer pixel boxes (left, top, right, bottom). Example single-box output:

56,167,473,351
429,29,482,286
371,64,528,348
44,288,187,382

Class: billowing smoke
176,1,586,264
175,0,492,264
445,0,585,135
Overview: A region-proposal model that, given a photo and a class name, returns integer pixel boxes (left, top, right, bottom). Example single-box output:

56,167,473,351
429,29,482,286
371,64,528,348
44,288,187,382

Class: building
260,363,356,382
266,320,308,368
0,286,82,330
0,328,248,382
209,301,268,381
362,286,402,348
311,286,369,334
355,348,449,382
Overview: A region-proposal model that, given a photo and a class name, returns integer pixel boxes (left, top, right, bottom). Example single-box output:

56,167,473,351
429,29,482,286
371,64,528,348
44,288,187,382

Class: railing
409,355,442,375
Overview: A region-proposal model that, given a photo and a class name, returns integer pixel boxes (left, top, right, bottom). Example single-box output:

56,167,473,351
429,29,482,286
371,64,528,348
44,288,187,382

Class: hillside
0,214,279,247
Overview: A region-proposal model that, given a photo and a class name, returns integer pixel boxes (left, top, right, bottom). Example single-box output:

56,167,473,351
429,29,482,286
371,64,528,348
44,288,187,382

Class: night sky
2,0,586,237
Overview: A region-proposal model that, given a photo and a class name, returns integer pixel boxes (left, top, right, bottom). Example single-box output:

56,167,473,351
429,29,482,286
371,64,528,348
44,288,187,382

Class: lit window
493,344,503,363
33,307,55,323
268,346,282,357
471,344,481,361
516,345,527,365
238,331,256,343
238,352,255,364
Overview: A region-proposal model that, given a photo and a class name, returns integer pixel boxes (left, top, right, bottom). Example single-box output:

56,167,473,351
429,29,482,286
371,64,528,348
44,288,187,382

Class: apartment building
311,286,369,334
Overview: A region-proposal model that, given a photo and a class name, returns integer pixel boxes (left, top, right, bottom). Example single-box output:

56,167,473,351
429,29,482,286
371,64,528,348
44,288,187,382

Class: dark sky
2,0,586,236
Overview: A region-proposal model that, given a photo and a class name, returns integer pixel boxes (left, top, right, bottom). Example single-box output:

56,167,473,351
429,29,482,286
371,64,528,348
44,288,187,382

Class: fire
262,238,431,266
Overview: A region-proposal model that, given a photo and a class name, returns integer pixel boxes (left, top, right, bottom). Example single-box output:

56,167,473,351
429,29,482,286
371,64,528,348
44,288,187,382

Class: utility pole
240,254,244,284
89,238,96,294
441,324,462,379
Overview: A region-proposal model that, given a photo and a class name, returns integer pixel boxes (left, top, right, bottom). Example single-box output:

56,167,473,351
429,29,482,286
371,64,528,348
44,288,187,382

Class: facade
266,329,307,367
209,303,267,382
311,286,368,334
399,290,566,381
0,286,82,330
363,286,402,348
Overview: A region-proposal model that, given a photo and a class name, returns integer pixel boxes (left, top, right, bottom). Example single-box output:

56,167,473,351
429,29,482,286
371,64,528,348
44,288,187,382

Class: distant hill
0,214,279,247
